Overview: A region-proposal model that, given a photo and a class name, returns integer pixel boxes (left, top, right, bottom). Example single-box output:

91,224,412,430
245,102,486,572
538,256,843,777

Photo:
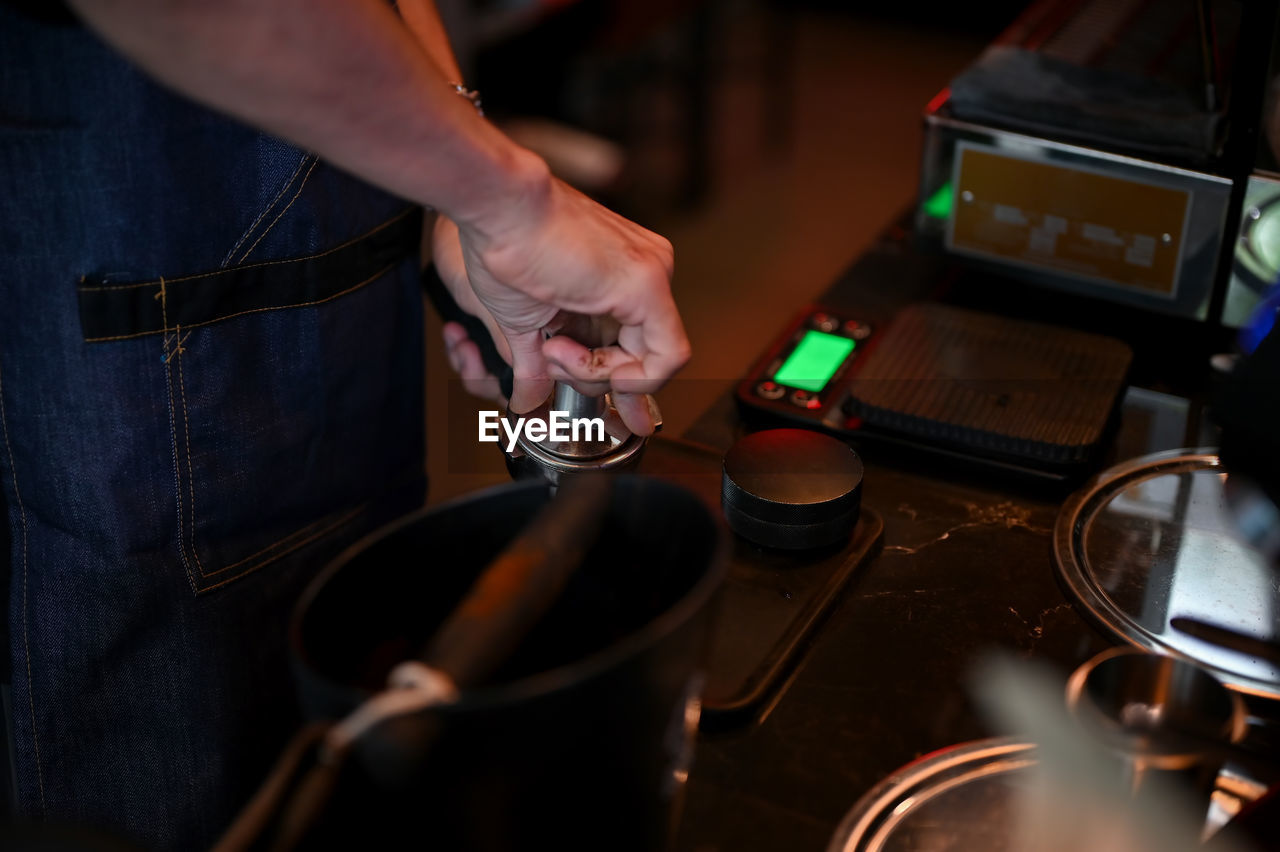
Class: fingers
542,304,690,396
544,359,658,435
433,217,516,367
611,289,691,394
545,360,611,398
445,322,657,434
442,323,507,406
503,327,554,415
442,322,555,416
542,337,634,384
541,339,667,435
611,391,657,437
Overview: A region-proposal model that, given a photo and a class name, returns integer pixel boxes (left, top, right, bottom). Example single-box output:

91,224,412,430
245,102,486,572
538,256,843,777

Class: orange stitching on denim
236,158,320,264
162,305,366,587
173,331,208,578
83,261,399,342
76,207,417,292
195,504,367,594
0,360,46,810
201,505,365,579
162,330,191,364
159,281,199,592
164,362,197,593
222,153,314,268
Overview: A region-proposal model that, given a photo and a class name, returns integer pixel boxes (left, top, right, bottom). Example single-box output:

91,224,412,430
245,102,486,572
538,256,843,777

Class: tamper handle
553,381,607,421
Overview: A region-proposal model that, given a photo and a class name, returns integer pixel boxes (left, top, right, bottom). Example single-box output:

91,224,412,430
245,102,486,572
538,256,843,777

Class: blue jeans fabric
1,10,427,849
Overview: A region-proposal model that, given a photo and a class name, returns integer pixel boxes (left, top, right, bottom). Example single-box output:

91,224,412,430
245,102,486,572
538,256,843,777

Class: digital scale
735,305,874,434
736,302,1134,481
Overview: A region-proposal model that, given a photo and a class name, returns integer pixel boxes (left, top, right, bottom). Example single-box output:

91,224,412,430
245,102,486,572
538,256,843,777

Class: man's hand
432,173,687,436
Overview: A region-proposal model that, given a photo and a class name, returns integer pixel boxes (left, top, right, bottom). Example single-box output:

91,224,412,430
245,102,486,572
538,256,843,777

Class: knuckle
657,237,674,264
655,239,675,276
670,340,692,369
634,263,668,293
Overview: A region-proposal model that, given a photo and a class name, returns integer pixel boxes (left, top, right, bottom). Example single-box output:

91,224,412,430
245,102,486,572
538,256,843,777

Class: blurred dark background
456,0,1026,219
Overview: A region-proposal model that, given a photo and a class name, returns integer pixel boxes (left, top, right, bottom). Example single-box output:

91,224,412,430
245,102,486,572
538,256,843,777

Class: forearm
396,0,464,83
67,0,546,232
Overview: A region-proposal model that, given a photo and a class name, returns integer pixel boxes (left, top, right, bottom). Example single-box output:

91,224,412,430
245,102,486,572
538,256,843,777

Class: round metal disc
1053,448,1280,700
827,738,1037,852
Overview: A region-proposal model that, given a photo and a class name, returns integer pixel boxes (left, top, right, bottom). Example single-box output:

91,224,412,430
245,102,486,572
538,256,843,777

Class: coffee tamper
420,270,653,485
504,382,655,485
721,428,863,550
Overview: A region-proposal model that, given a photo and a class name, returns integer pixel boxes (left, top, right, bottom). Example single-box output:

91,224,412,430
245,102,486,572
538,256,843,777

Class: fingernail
645,395,664,432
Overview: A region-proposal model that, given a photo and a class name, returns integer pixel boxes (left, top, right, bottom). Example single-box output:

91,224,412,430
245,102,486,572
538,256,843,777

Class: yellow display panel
948,145,1190,297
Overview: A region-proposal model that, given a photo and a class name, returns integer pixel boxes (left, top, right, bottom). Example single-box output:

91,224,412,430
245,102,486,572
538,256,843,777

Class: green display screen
772,330,855,392
922,180,954,220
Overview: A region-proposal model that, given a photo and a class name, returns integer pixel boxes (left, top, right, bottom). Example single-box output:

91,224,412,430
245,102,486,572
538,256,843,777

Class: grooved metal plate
845,303,1132,466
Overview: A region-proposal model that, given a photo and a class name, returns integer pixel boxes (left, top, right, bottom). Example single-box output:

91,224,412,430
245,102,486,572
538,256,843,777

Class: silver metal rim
826,738,1037,852
1051,448,1280,701
1063,646,1250,767
513,432,645,472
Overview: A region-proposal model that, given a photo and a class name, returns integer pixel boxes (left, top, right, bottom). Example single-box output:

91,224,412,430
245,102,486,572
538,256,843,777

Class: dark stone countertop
671,222,1235,851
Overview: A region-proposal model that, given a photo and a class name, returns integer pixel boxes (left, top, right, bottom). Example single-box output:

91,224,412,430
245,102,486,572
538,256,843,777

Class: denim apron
0,9,427,849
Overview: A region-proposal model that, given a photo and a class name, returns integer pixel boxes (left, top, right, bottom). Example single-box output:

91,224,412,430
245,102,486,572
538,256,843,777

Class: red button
813,313,839,333
844,320,872,340
756,381,785,400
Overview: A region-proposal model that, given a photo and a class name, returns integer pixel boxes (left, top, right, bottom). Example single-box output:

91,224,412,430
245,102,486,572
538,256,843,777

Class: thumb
503,327,553,414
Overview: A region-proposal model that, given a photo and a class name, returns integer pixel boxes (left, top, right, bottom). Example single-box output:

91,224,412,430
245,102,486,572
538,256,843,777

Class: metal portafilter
420,264,656,485
503,315,657,485
503,380,654,485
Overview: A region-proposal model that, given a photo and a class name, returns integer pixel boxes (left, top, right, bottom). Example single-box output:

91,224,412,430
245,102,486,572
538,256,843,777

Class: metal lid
1052,448,1280,700
827,738,1036,852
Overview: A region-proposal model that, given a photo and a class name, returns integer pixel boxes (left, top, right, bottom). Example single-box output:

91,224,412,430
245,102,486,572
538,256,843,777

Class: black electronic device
734,304,875,434
736,302,1134,481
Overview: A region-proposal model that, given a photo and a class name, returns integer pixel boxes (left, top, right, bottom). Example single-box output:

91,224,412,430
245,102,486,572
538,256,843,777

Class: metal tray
1052,448,1280,701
